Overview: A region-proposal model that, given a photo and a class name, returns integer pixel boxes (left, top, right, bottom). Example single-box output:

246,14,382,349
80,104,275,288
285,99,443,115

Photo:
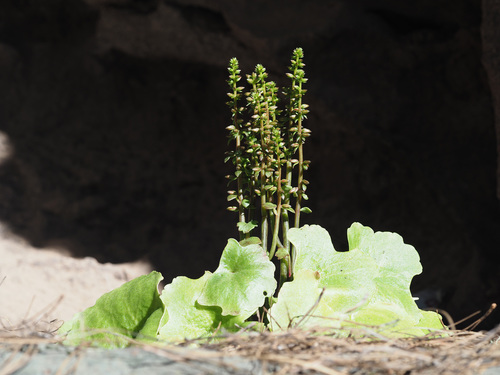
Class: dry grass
1,298,499,375
199,326,500,374
1,322,500,374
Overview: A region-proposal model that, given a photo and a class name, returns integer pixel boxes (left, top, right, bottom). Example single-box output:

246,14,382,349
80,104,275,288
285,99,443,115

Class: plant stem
226,49,309,273
268,162,282,259
233,96,245,240
249,65,270,252
294,111,304,229
282,162,292,251
226,58,248,240
260,159,268,252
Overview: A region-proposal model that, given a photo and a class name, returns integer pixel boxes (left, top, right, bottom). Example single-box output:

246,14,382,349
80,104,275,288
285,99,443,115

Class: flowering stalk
225,48,311,281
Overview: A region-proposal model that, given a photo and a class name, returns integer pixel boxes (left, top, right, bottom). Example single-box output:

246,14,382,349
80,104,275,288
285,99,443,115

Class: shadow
0,49,235,282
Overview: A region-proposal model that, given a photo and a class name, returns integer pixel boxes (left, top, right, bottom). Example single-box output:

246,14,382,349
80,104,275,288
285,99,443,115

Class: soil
0,222,152,333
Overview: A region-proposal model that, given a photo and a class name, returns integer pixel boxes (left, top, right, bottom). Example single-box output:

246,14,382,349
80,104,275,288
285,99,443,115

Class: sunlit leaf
237,220,258,234
59,272,164,348
158,272,244,343
263,202,277,210
271,224,444,336
197,239,276,318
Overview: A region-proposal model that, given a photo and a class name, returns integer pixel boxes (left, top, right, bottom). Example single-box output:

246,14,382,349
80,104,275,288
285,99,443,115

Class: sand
0,222,152,333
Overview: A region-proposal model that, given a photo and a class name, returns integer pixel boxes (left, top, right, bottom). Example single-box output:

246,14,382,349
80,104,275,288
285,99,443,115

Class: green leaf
262,202,277,210
348,303,444,337
275,247,289,260
269,269,322,330
271,224,444,336
137,307,165,342
271,226,376,329
291,225,377,298
239,237,261,246
418,310,446,334
158,272,244,343
197,239,277,318
237,220,258,234
300,207,312,214
347,223,423,323
58,271,164,348
348,302,421,336
347,223,422,287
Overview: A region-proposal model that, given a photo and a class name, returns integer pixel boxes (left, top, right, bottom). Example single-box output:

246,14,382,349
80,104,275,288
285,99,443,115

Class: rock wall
0,0,498,327
483,0,500,197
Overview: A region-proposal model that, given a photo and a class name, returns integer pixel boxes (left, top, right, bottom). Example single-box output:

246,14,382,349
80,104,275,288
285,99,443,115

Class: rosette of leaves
58,224,445,348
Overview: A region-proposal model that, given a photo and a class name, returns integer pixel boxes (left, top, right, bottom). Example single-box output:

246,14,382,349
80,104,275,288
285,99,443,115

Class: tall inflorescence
225,48,311,281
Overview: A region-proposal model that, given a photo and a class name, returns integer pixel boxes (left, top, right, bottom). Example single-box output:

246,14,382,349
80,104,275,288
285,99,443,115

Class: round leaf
197,239,276,318
347,222,423,322
59,271,164,348
269,269,347,330
158,272,244,343
289,225,377,305
285,224,446,337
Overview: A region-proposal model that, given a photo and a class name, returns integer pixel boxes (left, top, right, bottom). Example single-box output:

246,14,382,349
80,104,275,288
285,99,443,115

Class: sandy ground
0,222,152,334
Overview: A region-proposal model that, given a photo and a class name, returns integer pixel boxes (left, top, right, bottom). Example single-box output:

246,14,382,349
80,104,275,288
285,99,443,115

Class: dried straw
1,306,499,375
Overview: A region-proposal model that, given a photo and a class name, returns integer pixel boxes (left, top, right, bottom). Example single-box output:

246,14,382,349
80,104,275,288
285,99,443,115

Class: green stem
282,209,290,249
283,160,292,262
256,78,269,252
294,82,304,229
260,159,268,252
279,255,289,288
233,111,245,241
269,164,282,260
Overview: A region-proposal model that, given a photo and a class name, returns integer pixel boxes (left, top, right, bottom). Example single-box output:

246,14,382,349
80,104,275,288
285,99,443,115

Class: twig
464,303,497,331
